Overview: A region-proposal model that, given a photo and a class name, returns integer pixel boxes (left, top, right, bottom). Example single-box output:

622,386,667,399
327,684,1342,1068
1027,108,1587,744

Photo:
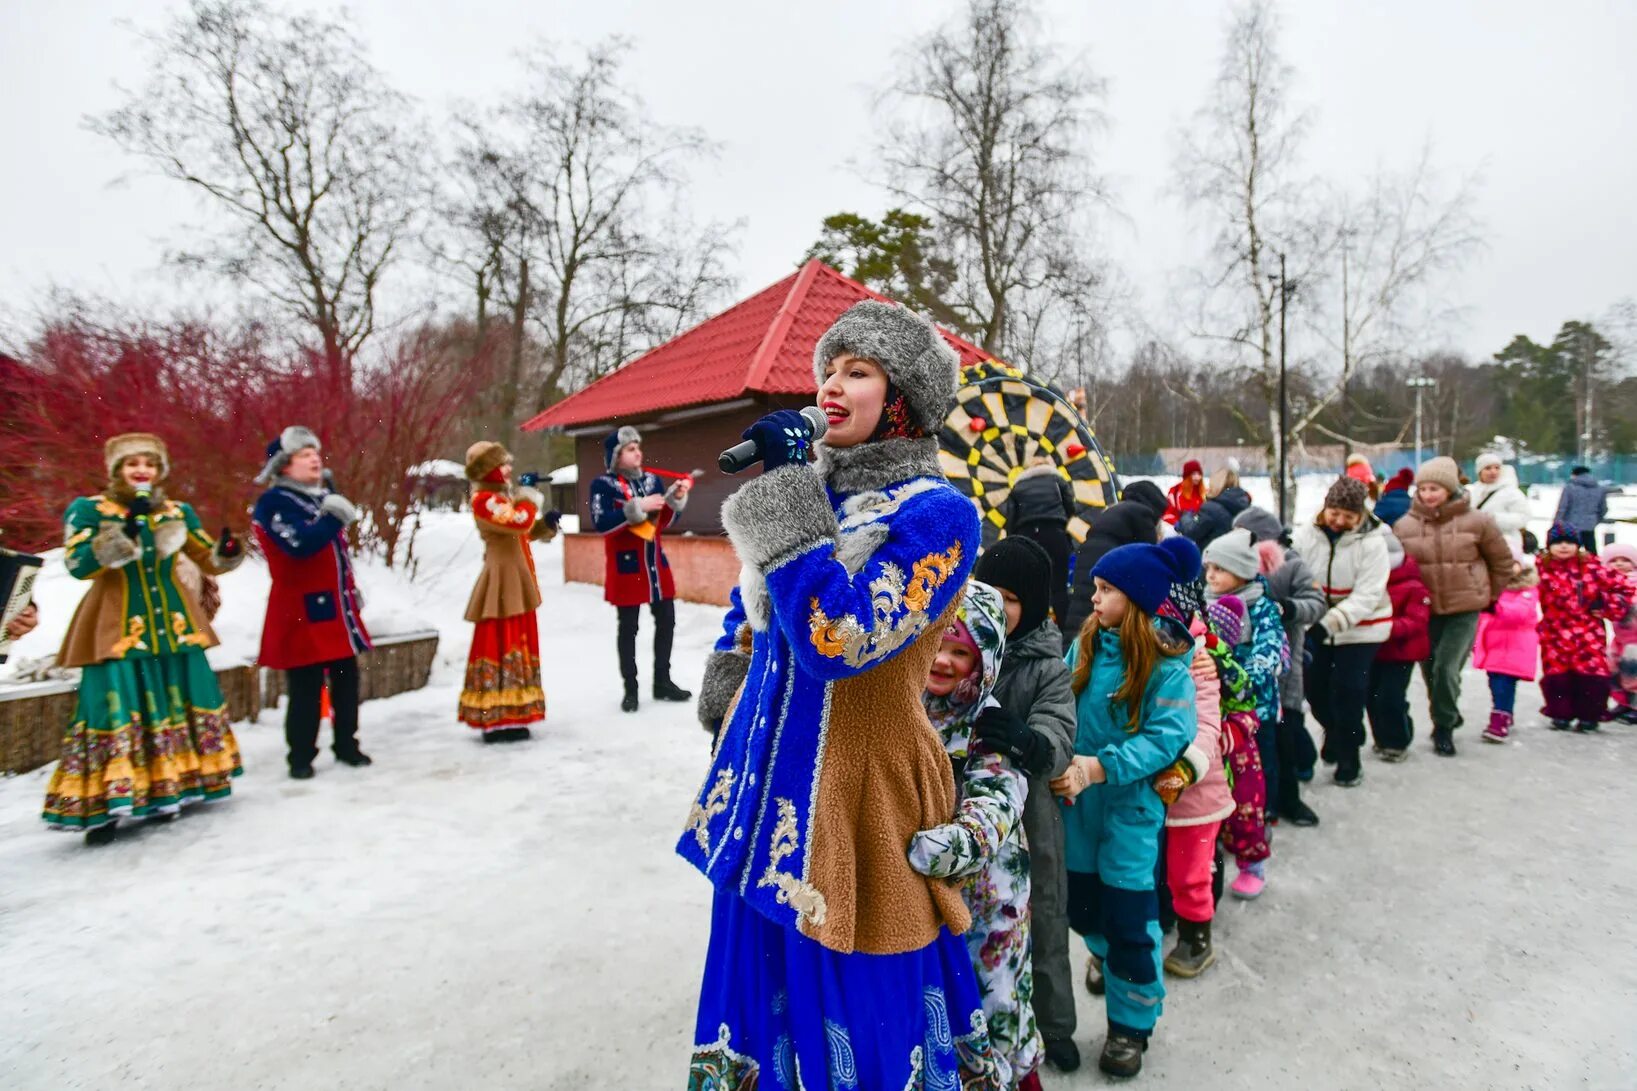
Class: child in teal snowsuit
1054,536,1200,1078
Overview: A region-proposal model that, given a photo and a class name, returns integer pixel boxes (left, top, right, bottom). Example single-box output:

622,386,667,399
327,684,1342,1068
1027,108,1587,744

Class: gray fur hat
604,425,642,471
256,425,322,485
812,300,959,433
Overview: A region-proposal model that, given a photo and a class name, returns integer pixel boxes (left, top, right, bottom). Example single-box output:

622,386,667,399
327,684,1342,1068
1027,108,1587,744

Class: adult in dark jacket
1181,463,1252,549
973,537,1080,1071
1555,465,1613,554
1002,459,1077,628
1372,468,1415,526
1062,479,1165,646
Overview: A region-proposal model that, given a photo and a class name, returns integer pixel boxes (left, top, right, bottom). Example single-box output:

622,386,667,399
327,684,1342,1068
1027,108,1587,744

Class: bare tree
878,0,1110,362
89,0,423,396
451,41,736,422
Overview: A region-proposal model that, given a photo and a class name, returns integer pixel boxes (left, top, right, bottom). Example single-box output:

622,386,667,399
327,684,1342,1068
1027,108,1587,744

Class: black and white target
937,361,1119,543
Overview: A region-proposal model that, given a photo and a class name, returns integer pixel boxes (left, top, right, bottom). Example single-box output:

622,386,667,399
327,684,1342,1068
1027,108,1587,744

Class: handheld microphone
718,406,829,475
321,468,337,491
125,484,154,539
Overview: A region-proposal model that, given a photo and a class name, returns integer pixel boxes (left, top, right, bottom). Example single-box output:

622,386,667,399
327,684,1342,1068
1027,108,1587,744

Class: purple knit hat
1207,594,1248,647
1547,520,1579,546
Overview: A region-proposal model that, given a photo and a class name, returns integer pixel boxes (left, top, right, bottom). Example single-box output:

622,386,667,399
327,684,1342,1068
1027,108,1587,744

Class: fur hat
604,426,642,471
973,536,1053,637
1475,452,1503,473
1233,506,1285,544
1324,475,1370,515
465,441,511,483
255,425,321,485
1202,528,1262,582
1206,594,1248,648
812,300,959,435
1547,520,1579,546
1181,459,1203,478
1091,536,1202,616
1122,480,1169,522
104,433,170,480
1383,467,1415,493
1415,456,1462,496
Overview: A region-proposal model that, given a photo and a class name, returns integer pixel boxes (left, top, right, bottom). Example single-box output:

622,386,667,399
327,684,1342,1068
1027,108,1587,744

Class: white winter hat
1475,452,1503,472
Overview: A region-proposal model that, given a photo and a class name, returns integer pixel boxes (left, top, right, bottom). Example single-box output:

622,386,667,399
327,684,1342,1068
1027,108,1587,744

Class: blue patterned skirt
690,889,1002,1090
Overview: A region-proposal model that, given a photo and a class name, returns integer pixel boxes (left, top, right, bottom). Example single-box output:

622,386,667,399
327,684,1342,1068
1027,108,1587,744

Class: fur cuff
319,493,359,526
622,497,647,526
720,466,839,570
666,488,689,513
697,650,751,731
1182,742,1210,784
516,486,545,509
92,527,141,569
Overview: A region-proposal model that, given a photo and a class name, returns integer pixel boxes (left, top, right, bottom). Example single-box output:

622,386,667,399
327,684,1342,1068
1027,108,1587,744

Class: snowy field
4,481,1637,1089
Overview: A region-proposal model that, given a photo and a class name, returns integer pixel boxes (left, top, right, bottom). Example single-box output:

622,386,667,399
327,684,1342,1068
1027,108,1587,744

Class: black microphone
718,406,830,475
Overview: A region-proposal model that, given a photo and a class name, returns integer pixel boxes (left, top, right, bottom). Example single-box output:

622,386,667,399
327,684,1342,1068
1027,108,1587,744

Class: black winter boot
1432,726,1457,756
1549,718,1573,731
1282,796,1320,827
1576,719,1600,733
1163,918,1216,978
621,682,639,713
1084,953,1105,996
654,677,693,702
85,821,118,846
1043,1037,1082,1072
1098,1028,1148,1078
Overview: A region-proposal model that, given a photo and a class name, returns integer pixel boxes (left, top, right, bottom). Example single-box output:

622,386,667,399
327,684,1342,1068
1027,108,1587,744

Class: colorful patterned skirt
42,649,242,830
690,888,1003,1091
458,614,545,732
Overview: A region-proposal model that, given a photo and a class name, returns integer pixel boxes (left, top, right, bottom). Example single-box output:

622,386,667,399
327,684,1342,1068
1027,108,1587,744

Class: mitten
319,493,360,526
972,705,1050,778
741,410,815,472
1151,742,1208,805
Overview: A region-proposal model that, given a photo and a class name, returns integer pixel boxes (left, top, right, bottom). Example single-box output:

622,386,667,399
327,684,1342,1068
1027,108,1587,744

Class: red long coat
1377,554,1432,664
1537,552,1633,677
588,471,678,607
253,485,373,670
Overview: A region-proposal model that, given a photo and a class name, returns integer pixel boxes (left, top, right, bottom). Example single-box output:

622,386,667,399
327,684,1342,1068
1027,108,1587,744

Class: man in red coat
252,426,374,779
588,426,692,712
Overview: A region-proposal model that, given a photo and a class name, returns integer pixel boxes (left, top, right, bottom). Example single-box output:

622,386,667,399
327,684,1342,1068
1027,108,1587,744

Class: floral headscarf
923,580,1008,758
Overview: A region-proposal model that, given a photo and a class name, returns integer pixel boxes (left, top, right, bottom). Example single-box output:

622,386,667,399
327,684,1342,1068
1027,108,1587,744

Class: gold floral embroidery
94,496,125,518
808,542,963,668
171,612,211,647
65,527,93,549
109,616,148,658
686,769,735,852
758,797,827,926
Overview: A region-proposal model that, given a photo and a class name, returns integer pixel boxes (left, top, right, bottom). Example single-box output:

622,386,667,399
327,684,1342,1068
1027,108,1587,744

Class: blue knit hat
1090,536,1203,616
603,426,642,471
1547,520,1579,546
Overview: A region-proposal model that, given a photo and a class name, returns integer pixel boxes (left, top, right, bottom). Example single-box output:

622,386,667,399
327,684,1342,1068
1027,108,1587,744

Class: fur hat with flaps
256,425,322,485
465,441,511,483
923,579,1008,755
812,300,959,436
105,433,170,481
603,426,642,472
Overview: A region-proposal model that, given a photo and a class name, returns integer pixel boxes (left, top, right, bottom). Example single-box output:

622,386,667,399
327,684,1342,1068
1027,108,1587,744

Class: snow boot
1549,718,1573,731
1334,760,1363,788
1098,1028,1148,1078
621,682,639,713
290,764,316,780
1043,1037,1081,1072
84,821,118,846
1164,919,1216,978
653,677,693,702
1481,711,1512,744
1230,860,1266,900
1084,953,1105,996
1431,726,1457,756
1613,704,1637,725
1282,796,1320,827
1378,747,1408,763
335,749,373,766
1575,719,1601,733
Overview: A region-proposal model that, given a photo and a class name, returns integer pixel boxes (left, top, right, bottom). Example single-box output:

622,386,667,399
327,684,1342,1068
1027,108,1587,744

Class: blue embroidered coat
678,438,982,955
588,470,683,607
253,484,371,670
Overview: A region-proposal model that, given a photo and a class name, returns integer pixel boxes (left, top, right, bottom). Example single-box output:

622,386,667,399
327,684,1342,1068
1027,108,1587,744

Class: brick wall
562,533,739,607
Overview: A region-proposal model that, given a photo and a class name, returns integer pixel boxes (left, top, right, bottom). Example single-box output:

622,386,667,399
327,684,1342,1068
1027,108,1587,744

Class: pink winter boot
1481,710,1512,744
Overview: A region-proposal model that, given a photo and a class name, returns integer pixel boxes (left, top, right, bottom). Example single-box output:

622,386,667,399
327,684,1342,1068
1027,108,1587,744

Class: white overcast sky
2,0,1632,362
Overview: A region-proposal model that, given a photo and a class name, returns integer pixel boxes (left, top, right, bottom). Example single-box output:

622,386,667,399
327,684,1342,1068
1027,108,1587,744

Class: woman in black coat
1061,480,1166,646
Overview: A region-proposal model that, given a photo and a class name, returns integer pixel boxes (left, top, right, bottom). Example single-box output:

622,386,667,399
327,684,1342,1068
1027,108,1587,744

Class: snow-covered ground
4,490,1637,1089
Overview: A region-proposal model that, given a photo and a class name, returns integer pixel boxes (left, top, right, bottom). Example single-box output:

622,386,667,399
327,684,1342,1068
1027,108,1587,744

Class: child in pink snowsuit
1472,550,1538,743
1601,544,1637,723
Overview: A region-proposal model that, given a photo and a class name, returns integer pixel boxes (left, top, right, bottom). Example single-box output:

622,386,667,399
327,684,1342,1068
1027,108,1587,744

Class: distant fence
1114,450,1635,485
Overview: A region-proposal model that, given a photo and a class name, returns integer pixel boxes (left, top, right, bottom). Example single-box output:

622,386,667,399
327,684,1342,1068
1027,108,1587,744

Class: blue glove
742,410,814,472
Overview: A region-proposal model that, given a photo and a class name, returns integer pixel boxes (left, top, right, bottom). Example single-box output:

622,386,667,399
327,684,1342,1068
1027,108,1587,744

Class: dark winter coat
1373,484,1412,527
589,469,684,607
253,484,372,670
1004,465,1074,529
1180,486,1253,550
1555,472,1612,535
1063,498,1162,639
1377,553,1433,663
1263,547,1327,710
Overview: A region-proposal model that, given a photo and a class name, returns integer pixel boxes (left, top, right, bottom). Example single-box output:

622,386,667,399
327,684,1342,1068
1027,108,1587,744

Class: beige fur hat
465,441,511,482
104,433,170,480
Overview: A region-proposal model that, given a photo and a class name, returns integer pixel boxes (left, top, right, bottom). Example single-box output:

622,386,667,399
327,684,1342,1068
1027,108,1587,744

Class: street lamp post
1270,252,1295,523
1407,376,1437,466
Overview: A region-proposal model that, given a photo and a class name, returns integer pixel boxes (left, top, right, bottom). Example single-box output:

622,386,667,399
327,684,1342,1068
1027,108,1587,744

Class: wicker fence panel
260,631,439,710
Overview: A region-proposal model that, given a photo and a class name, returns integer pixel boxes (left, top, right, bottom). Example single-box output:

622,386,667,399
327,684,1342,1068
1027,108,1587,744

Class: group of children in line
909,469,1636,1085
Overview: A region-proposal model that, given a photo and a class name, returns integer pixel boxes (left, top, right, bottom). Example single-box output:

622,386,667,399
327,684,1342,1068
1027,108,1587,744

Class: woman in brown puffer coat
1390,456,1513,757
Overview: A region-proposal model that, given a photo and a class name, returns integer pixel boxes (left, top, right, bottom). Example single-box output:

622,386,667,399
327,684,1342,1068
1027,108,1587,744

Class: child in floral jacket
912,580,1042,1090
1537,522,1634,731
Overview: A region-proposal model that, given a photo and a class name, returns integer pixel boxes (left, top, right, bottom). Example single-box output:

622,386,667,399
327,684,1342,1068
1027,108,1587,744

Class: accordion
0,546,44,664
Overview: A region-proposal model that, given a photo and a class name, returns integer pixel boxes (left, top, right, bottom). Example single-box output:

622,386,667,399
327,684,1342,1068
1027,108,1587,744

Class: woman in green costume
43,433,246,843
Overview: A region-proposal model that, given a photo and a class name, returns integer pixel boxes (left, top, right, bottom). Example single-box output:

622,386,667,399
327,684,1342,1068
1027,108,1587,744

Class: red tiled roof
520,260,988,431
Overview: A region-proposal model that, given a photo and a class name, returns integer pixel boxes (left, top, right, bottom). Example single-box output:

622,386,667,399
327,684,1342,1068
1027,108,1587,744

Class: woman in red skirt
459,442,557,742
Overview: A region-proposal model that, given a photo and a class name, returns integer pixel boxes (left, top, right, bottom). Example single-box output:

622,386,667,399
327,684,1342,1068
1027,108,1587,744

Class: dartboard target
937,360,1119,544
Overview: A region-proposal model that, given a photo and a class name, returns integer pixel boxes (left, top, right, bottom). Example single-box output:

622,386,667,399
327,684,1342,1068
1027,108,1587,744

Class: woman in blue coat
682,301,1002,1089
1052,537,1201,1078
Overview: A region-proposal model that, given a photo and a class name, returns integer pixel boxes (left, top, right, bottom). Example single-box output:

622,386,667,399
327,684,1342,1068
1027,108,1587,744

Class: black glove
972,705,1050,778
543,510,563,530
741,410,814,472
218,526,242,559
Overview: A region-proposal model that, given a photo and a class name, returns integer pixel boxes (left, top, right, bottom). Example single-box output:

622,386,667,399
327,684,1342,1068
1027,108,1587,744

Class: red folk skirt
458,614,545,732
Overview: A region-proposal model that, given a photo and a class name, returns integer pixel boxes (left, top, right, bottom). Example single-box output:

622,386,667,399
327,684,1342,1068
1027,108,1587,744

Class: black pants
285,656,360,769
1579,530,1600,556
618,598,676,686
1274,709,1309,812
1367,659,1416,750
1016,521,1072,629
1304,636,1378,770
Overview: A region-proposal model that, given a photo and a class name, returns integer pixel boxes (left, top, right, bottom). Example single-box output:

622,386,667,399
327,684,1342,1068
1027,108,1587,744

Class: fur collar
815,437,943,496
277,480,327,500
106,482,168,509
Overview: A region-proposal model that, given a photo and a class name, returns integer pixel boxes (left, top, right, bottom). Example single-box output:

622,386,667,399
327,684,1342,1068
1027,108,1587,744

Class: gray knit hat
812,300,959,433
1233,506,1285,544
1202,528,1262,582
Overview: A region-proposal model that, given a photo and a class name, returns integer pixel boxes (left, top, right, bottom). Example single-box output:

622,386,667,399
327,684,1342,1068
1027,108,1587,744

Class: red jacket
588,471,680,607
1537,552,1633,677
1163,481,1204,526
253,485,372,669
1376,553,1432,663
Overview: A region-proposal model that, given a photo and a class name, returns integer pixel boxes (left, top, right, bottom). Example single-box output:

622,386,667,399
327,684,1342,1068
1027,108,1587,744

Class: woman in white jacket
1292,477,1391,788
1468,453,1533,552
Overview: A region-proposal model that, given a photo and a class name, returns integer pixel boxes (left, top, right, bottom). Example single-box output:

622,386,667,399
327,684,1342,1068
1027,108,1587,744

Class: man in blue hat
588,426,692,712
